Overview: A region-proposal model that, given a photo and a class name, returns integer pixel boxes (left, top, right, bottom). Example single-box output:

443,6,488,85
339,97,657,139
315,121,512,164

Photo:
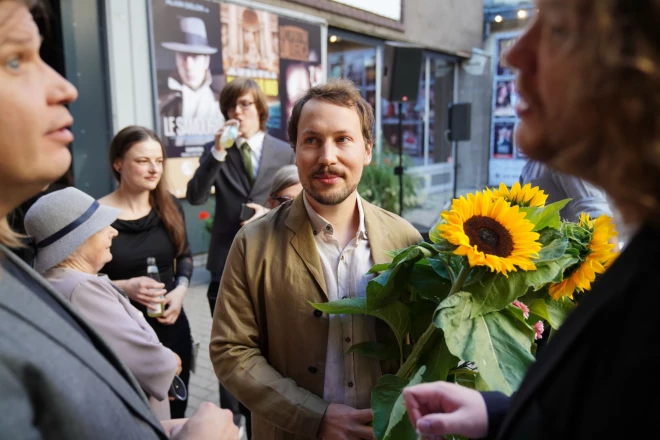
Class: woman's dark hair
108,126,186,256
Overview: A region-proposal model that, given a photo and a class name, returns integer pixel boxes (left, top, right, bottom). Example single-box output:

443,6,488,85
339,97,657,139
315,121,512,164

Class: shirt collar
302,191,368,240
236,131,265,154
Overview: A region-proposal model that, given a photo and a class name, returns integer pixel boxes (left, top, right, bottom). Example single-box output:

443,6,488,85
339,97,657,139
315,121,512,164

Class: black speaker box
381,43,424,102
448,103,472,141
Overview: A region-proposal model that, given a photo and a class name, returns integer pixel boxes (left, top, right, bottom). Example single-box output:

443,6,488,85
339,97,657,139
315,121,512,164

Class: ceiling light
494,15,503,23
329,35,338,43
517,10,528,19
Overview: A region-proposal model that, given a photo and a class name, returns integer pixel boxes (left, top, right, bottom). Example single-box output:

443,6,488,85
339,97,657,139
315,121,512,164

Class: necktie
240,142,254,185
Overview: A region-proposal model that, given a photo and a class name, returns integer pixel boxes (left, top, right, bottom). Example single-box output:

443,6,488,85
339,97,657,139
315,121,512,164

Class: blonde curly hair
546,0,660,225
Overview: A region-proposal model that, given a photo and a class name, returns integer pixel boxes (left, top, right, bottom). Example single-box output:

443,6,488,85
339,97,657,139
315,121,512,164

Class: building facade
45,0,487,252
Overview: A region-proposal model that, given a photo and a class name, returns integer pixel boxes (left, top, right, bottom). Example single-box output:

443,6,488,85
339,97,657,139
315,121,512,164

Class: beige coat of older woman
45,267,178,420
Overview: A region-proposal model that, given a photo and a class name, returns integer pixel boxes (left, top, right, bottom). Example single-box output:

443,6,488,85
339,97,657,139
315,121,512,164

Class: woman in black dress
99,126,193,418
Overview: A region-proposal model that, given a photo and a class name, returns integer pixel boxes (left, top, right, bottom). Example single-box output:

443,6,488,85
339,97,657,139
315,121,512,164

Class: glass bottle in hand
146,257,165,317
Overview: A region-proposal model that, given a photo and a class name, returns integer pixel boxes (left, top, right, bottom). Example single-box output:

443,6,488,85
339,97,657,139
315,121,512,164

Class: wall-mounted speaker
447,103,472,141
381,43,424,102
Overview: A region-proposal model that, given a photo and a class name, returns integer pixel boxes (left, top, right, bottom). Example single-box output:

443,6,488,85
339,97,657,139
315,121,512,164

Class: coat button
345,337,351,343
348,381,354,387
314,310,323,318
308,366,318,374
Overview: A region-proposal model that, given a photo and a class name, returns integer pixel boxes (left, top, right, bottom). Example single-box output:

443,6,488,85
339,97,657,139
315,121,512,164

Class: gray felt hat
24,187,121,273
161,16,218,55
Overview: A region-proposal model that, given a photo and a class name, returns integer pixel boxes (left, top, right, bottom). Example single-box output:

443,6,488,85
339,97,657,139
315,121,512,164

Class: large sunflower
437,190,542,276
549,213,619,300
491,182,548,208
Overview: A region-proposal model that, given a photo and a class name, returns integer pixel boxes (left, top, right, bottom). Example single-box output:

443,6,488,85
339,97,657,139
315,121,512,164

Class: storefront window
328,40,377,109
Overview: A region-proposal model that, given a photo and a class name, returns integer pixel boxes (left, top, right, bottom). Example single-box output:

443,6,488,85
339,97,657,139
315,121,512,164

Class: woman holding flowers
402,0,660,439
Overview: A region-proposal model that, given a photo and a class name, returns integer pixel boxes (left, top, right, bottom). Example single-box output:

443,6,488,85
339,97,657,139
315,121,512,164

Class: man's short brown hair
220,77,269,131
287,79,374,150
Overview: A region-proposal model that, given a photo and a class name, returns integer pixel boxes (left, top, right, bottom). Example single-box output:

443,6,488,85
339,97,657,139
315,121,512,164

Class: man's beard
305,166,357,206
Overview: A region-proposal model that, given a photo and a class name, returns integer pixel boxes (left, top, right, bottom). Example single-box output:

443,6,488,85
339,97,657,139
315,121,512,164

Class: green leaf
383,366,426,440
372,375,410,440
347,342,400,361
528,296,575,329
419,335,458,383
527,199,571,231
310,297,367,315
434,292,535,395
535,236,569,263
406,265,452,305
429,256,455,282
408,300,436,343
537,227,564,246
468,261,565,318
368,247,430,310
311,298,410,362
371,301,411,362
369,263,392,274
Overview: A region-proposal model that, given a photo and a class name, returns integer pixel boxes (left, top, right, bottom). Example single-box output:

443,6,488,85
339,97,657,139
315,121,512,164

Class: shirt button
340,255,345,261
308,366,318,374
326,226,331,231
348,381,354,388
313,231,318,236
345,337,351,343
314,310,323,318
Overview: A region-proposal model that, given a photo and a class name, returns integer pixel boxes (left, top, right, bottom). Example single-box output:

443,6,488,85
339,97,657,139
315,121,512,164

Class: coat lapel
285,194,328,300
362,200,394,266
226,142,252,194
252,135,276,191
0,247,163,434
497,226,646,438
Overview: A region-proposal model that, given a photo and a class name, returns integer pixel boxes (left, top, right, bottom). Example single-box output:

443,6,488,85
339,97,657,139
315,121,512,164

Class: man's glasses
232,101,255,111
271,195,294,205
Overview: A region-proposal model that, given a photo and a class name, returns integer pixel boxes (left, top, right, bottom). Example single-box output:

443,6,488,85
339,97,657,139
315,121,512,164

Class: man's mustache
311,167,346,179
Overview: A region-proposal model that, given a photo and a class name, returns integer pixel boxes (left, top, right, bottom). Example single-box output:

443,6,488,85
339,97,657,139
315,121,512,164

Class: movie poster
278,17,323,139
149,0,323,197
221,3,281,133
489,32,525,186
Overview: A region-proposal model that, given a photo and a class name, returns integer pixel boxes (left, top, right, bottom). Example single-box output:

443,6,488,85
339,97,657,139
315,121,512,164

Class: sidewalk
182,266,220,417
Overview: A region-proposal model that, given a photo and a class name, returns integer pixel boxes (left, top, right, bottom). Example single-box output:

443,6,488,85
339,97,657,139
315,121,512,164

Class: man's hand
114,277,166,309
318,403,375,440
170,402,239,439
214,119,240,153
403,381,489,439
157,285,186,325
240,203,270,226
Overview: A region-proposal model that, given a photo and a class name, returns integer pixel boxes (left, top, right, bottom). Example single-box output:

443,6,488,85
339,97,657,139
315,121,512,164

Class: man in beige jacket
210,79,422,439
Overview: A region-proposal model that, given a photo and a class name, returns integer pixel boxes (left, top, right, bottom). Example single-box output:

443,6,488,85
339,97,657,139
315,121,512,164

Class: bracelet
176,277,190,288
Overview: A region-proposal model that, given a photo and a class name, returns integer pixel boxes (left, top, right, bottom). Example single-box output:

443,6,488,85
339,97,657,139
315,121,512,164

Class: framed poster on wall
148,0,325,197
488,32,526,187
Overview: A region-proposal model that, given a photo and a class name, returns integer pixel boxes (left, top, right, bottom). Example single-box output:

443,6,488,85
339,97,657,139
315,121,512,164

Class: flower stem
449,261,471,297
396,262,472,379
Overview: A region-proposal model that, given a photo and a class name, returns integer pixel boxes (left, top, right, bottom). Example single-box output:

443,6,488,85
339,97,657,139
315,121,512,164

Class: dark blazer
186,134,294,281
0,246,167,439
482,224,659,439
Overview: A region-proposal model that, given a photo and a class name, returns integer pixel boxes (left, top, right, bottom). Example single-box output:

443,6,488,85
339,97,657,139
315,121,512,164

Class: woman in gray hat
267,164,302,209
24,186,180,420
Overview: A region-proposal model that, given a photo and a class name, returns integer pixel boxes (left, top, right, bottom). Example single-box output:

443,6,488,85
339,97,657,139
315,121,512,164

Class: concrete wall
255,0,484,55
456,52,492,193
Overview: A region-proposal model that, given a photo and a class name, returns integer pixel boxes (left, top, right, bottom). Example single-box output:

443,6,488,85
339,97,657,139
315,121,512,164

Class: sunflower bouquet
312,182,618,440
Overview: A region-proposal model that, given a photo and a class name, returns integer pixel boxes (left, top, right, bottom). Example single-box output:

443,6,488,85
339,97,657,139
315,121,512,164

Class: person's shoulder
236,201,292,242
264,133,290,150
363,200,422,243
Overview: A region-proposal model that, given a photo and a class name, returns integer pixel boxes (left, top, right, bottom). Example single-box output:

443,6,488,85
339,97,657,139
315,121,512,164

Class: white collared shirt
211,130,266,180
303,193,381,409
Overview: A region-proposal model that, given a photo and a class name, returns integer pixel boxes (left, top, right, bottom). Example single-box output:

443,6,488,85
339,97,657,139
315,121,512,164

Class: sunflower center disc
464,216,514,258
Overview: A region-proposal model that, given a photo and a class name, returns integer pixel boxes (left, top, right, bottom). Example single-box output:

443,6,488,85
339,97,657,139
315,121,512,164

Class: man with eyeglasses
186,77,294,437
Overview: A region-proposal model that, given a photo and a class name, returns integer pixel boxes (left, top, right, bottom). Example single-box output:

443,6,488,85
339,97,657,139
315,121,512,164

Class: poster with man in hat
152,0,225,160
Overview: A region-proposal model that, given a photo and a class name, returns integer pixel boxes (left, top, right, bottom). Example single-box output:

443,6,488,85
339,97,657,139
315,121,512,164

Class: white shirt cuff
210,147,228,162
